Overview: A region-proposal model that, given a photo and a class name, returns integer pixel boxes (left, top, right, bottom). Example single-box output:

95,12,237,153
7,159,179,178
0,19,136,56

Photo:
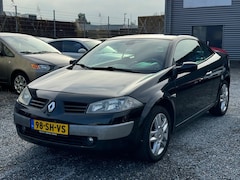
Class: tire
12,73,29,94
209,81,229,116
137,106,171,162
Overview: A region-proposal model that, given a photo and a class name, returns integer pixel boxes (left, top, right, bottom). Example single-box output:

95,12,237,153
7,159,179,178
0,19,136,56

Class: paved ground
0,62,239,180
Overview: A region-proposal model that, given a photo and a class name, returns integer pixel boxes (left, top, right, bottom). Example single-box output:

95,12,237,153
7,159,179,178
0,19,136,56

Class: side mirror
172,62,197,79
69,59,77,64
175,62,197,74
78,48,87,54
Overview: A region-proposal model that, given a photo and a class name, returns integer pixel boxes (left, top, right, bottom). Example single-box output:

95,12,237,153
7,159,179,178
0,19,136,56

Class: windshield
76,38,170,73
2,35,60,54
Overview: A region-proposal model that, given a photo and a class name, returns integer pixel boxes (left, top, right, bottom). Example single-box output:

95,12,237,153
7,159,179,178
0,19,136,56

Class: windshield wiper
33,51,55,54
91,66,139,73
74,64,140,73
20,51,55,54
20,51,34,54
75,63,92,69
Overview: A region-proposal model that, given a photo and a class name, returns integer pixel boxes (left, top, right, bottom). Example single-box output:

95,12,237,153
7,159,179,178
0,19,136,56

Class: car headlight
17,87,32,105
87,96,143,114
31,64,51,71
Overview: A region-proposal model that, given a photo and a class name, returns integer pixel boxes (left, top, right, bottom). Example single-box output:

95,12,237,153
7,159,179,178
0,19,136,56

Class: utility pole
53,10,56,38
108,16,110,37
128,18,129,34
15,5,18,32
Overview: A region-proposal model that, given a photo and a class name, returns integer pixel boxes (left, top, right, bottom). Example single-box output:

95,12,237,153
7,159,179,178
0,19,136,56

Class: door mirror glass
78,48,87,54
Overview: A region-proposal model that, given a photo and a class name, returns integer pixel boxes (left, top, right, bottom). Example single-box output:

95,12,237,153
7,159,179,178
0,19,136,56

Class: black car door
172,39,222,126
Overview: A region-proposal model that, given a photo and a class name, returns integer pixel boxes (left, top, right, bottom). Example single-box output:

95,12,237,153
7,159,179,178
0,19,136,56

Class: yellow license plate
31,119,69,135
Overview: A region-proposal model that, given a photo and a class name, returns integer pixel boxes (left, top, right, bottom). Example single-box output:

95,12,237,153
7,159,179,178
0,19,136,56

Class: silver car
0,33,73,94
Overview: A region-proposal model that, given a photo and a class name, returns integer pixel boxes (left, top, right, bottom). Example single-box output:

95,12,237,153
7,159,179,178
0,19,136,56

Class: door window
49,41,62,51
62,41,85,53
3,45,14,57
174,39,213,65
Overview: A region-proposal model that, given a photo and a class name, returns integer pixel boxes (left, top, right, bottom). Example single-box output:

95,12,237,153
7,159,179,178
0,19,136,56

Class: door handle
205,71,212,76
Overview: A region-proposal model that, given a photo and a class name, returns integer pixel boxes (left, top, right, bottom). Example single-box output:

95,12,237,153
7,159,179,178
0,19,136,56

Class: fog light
21,126,26,132
87,137,94,145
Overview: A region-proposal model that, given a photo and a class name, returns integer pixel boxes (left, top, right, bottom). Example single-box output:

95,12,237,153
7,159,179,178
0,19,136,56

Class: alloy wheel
14,74,28,94
219,83,229,113
149,112,169,156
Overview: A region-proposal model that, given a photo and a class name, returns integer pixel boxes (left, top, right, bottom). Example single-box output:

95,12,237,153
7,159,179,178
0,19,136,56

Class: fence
0,15,164,39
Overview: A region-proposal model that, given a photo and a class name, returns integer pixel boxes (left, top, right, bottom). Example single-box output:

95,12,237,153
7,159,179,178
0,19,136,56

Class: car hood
24,53,73,66
29,68,162,97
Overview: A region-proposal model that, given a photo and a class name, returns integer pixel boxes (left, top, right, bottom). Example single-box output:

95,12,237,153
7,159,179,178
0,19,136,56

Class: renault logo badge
48,101,56,113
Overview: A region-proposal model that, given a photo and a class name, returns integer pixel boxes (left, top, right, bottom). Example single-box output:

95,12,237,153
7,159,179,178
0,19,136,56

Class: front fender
138,90,176,128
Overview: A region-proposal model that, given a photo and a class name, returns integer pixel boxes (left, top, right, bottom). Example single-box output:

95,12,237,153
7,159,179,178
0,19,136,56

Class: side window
199,41,214,58
62,41,85,53
49,41,62,51
3,45,14,57
174,39,206,65
0,43,14,57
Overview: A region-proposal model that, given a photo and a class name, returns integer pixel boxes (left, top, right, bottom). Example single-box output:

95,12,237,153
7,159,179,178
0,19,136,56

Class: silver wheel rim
14,75,27,94
220,84,229,113
149,113,169,156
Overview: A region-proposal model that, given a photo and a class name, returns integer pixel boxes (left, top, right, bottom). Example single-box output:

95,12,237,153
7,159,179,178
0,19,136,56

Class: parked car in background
210,46,228,55
48,38,101,59
0,33,73,94
14,34,230,162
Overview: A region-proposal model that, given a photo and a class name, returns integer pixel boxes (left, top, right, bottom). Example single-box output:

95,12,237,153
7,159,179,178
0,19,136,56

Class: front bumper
14,112,134,141
14,90,144,149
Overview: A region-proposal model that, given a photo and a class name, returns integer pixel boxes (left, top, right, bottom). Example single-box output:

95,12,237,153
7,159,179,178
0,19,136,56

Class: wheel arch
135,100,174,162
224,75,230,87
140,97,176,134
155,98,175,133
11,70,29,85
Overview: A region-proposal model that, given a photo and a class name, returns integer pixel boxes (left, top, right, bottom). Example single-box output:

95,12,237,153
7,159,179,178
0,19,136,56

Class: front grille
64,101,88,113
29,98,48,109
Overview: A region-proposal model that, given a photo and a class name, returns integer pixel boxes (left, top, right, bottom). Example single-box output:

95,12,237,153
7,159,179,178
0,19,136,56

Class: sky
3,0,165,25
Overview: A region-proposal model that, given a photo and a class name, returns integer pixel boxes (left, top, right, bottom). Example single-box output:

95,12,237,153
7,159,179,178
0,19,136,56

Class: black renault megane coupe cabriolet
14,34,230,162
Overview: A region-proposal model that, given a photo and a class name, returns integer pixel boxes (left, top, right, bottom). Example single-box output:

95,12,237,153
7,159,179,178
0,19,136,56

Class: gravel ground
0,62,239,180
